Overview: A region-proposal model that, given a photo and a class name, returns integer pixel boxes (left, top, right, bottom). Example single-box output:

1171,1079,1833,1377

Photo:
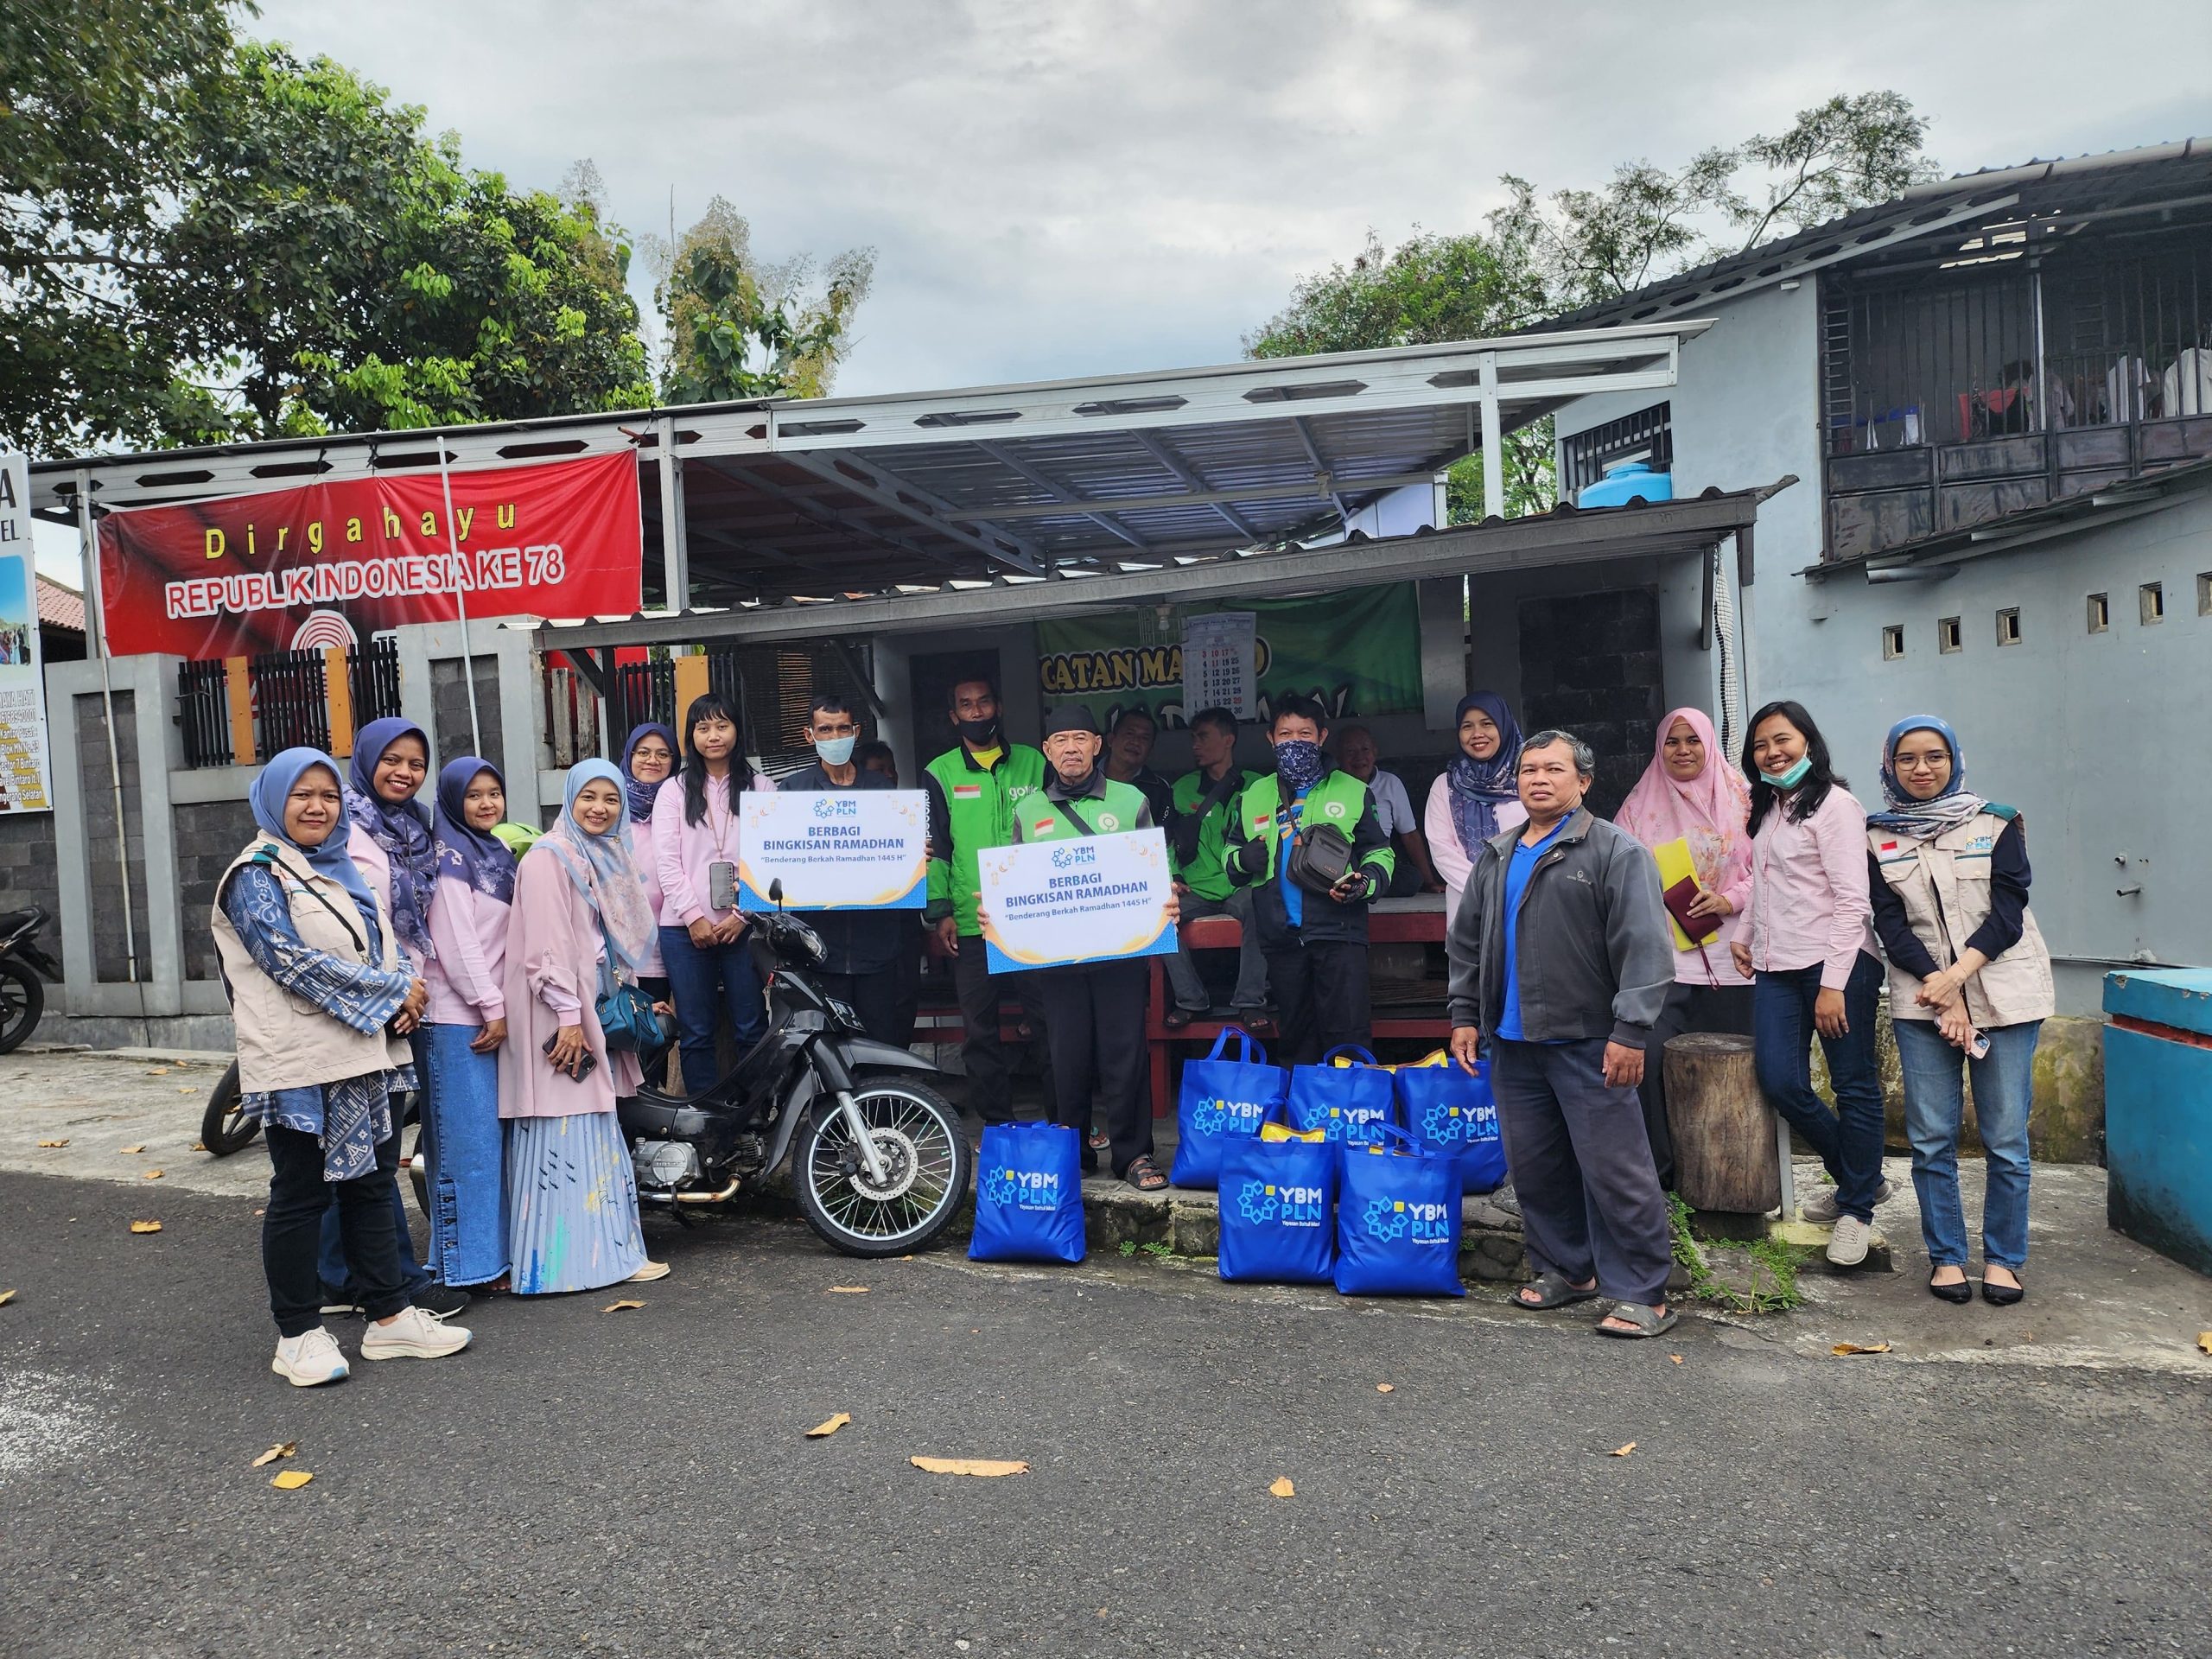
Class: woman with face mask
1611,708,1754,1192
1424,691,1526,927
1732,701,1886,1268
620,722,678,998
500,761,669,1294
1866,717,2051,1306
419,757,518,1291
211,749,470,1385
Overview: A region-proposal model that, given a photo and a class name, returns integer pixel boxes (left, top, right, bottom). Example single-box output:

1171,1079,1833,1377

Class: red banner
97,451,643,658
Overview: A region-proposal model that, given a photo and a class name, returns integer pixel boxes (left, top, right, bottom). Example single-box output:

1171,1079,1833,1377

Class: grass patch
1667,1193,1809,1314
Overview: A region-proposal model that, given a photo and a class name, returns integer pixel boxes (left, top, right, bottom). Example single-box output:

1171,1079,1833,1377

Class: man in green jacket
1162,705,1269,1029
1225,694,1394,1065
1001,705,1173,1190
924,676,1052,1124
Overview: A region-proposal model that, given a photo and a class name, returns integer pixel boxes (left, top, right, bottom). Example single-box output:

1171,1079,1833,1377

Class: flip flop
1513,1271,1599,1311
1594,1300,1679,1338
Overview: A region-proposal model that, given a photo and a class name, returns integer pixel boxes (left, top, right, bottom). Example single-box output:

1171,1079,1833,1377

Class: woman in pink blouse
620,722,677,995
1731,701,1887,1268
421,757,515,1288
651,693,775,1095
1611,707,1753,1192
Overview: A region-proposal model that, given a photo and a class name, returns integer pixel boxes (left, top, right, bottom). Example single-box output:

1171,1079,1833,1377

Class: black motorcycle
0,905,60,1055
620,888,971,1258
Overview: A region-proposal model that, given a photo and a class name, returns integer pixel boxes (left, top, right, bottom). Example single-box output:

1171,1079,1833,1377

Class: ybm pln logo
1363,1196,1452,1243
1192,1096,1268,1137
983,1166,1062,1212
1239,1179,1325,1229
812,796,860,820
1050,842,1099,870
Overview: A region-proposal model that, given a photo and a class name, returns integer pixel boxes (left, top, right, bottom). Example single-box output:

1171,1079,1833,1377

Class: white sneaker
272,1326,351,1387
626,1260,671,1284
359,1305,474,1362
1827,1213,1873,1268
1801,1179,1891,1224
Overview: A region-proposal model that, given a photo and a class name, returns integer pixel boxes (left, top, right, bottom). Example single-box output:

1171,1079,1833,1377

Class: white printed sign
736,789,928,910
976,827,1177,974
0,454,54,815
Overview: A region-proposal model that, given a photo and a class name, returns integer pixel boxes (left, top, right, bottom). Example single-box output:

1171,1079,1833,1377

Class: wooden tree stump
1665,1032,1779,1214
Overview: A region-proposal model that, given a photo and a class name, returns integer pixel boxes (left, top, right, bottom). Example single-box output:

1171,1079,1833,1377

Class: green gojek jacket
924,742,1048,936
1168,766,1261,900
1224,766,1393,947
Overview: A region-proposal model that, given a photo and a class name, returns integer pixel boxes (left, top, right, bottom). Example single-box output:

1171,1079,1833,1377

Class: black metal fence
176,639,404,769
607,642,875,779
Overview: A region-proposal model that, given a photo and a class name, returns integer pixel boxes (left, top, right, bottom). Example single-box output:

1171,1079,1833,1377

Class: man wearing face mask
1224,695,1394,1065
779,696,907,1046
924,676,1054,1124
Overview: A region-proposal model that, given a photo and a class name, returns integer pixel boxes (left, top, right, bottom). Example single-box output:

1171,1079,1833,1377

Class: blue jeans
1753,951,1886,1224
1894,1017,2038,1270
659,924,769,1096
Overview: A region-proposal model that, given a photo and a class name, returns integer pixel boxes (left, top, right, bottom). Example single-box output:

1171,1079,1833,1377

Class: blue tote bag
1286,1045,1396,1149
969,1121,1086,1264
1334,1124,1465,1298
1171,1027,1289,1191
1393,1050,1506,1196
1217,1122,1338,1285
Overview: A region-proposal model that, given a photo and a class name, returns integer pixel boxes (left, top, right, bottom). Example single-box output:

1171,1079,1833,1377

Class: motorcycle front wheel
0,959,44,1055
198,1060,261,1157
793,1072,973,1258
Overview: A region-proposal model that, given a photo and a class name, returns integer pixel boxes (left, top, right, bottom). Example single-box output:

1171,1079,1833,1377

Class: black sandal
1513,1271,1599,1311
1124,1155,1169,1192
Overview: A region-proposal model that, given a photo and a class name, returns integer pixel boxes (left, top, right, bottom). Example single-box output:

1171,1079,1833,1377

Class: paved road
3,1167,2205,1659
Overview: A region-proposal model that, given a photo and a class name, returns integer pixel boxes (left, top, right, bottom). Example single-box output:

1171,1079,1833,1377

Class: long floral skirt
505,1110,646,1295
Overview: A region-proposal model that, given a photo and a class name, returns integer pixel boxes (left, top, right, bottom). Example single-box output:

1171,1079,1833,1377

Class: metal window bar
601,643,875,779
1559,403,1673,498
251,649,330,759
175,659,232,769
174,638,404,769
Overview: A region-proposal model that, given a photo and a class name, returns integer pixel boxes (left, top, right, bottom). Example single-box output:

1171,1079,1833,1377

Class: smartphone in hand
542,1032,599,1082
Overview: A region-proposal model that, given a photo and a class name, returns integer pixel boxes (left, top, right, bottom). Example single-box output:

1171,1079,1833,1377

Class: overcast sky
255,0,2207,396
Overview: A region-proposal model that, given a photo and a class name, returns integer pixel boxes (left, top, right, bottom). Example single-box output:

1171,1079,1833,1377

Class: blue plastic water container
2104,967,2212,1276
1575,458,1674,509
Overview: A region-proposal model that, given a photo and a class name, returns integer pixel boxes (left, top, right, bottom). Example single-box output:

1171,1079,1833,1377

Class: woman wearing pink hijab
1611,707,1754,1191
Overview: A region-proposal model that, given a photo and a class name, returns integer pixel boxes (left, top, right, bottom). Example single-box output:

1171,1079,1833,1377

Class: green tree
652,197,875,403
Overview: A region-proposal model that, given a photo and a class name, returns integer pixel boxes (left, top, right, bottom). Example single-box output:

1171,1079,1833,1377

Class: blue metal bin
2103,967,2212,1276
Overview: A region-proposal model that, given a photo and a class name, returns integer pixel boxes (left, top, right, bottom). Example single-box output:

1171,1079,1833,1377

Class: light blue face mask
815,734,857,767
1766,753,1813,790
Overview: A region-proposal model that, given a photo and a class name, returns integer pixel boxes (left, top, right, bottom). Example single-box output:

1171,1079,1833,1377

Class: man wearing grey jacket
1446,729,1679,1338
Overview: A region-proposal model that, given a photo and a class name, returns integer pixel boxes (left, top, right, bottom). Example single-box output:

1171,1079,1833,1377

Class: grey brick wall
1516,587,1664,819
430,655,504,768
176,798,259,982
74,690,154,983
0,810,62,974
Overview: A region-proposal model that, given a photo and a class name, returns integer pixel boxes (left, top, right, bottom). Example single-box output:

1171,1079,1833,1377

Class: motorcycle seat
0,907,43,935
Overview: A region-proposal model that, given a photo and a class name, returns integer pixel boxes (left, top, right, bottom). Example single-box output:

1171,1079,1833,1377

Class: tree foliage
650,198,875,404
1248,91,1940,519
1,3,651,454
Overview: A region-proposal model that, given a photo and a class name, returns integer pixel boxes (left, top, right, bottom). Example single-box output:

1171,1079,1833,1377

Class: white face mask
815,734,857,766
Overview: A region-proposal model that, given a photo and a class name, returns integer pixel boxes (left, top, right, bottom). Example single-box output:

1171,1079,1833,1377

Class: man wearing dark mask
923,676,1053,1123
780,695,907,1046
1225,694,1394,1065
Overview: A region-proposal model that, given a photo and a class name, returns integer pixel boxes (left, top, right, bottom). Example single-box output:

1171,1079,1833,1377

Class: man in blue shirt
1445,729,1675,1340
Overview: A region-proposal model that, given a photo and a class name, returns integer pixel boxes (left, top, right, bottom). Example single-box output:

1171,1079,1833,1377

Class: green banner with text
1034,584,1421,728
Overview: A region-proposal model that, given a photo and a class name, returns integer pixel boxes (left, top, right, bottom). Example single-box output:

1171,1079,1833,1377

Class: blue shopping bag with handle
1333,1122,1465,1298
1393,1049,1506,1196
1217,1121,1338,1285
1171,1027,1288,1190
969,1121,1086,1264
1287,1044,1396,1149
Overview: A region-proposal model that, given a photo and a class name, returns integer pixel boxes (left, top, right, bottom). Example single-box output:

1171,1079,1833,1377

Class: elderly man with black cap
996,705,1177,1191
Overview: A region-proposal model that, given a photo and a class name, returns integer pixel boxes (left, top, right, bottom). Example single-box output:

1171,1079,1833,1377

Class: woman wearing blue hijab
1865,716,2053,1306
210,748,474,1385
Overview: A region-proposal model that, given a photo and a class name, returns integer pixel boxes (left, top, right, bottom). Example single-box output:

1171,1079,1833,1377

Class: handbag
594,930,669,1056
1393,1049,1506,1195
969,1121,1087,1264
1217,1119,1338,1285
1282,810,1356,895
1286,1044,1396,1148
1170,1026,1288,1190
1333,1122,1465,1298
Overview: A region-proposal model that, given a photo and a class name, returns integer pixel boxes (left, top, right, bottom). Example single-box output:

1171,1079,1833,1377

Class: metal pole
434,435,484,759
1477,352,1505,523
76,473,141,990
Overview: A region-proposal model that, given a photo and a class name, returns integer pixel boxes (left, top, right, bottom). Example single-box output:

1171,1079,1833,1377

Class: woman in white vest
211,748,475,1385
1866,716,2053,1307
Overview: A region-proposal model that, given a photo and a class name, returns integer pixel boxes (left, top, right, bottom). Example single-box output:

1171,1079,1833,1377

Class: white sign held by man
977,827,1179,974
0,454,55,815
736,789,929,910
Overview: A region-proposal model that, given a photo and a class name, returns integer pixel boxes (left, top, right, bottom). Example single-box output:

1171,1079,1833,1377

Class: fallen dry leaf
191,1141,207,1151
1669,1354,1684,1364
2197,1332,2212,1356
1375,1383,1395,1394
120,1145,146,1154
1610,1442,1638,1458
909,1456,1028,1478
36,1139,67,1148
1269,1476,1295,1498
1832,1341,1893,1356
270,1469,314,1491
251,1442,297,1468
805,1413,852,1439
601,1299,645,1313
0,1289,16,1307
179,1087,195,1094
827,1286,869,1294
142,1169,163,1180
129,1220,162,1234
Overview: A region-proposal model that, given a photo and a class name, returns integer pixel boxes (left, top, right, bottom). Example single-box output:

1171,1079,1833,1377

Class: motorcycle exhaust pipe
671,1178,741,1205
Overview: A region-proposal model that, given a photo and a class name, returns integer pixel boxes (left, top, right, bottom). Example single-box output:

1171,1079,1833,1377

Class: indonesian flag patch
953,785,982,799
1033,817,1055,834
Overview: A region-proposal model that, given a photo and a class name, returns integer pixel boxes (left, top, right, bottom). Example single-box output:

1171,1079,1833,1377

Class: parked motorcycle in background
0,905,60,1053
